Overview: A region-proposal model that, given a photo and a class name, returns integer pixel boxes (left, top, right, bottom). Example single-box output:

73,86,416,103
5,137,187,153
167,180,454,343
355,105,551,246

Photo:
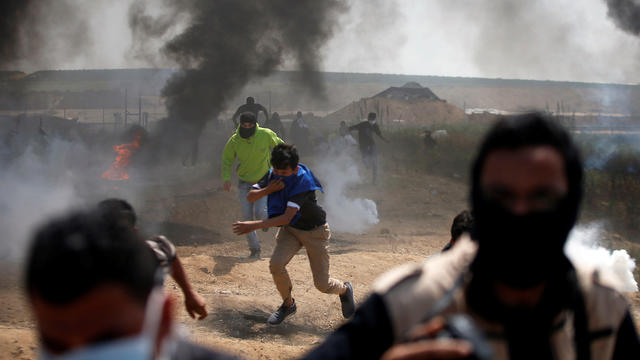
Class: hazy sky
16,0,640,84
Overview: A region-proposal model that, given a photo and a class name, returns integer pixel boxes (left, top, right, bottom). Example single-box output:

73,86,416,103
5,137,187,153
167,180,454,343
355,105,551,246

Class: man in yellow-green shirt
222,112,284,259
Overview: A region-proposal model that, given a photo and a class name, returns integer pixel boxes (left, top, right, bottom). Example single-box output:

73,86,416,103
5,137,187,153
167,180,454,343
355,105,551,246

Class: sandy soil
0,168,638,359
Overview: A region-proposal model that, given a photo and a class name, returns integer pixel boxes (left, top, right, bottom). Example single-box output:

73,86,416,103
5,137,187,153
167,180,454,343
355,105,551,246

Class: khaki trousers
269,223,346,301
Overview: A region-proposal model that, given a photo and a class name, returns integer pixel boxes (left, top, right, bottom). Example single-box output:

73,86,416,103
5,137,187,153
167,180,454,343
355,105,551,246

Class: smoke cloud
605,0,640,36
322,0,406,74
0,0,90,71
127,0,182,67
0,118,158,261
315,144,379,234
428,0,640,83
129,0,346,155
566,223,637,292
0,1,33,69
0,138,84,261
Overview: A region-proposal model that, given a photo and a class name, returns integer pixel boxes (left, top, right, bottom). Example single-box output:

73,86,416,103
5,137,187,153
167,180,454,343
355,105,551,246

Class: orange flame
101,135,141,181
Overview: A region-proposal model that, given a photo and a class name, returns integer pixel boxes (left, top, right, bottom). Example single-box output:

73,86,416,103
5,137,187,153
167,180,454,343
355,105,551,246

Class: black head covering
470,113,583,288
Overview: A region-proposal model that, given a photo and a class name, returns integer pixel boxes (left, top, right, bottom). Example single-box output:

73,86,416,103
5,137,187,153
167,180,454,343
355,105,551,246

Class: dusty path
0,168,638,359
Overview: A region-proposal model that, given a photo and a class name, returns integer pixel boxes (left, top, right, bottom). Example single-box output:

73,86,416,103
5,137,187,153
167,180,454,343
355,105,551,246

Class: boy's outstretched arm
170,256,208,320
233,206,297,234
374,125,390,142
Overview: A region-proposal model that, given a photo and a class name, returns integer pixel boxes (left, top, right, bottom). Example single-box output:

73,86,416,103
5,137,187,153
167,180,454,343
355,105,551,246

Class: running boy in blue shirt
232,144,355,325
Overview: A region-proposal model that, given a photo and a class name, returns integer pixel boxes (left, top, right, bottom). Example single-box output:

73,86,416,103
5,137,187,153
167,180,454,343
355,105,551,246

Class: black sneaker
340,282,355,318
248,248,260,260
267,300,297,325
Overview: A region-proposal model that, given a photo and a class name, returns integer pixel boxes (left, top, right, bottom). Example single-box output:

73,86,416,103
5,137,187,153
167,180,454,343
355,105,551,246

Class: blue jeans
238,180,267,250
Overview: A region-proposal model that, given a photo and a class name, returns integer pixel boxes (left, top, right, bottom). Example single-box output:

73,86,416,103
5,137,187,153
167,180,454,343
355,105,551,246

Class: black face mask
239,125,256,138
471,195,575,288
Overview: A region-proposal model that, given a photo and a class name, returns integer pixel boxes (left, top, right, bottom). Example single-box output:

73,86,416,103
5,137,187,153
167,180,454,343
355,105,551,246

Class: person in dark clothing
303,113,639,360
338,121,349,137
422,129,436,150
289,111,310,154
25,210,236,359
97,198,208,320
264,111,286,139
231,96,270,127
349,112,388,184
332,121,357,151
232,144,355,326
441,210,474,252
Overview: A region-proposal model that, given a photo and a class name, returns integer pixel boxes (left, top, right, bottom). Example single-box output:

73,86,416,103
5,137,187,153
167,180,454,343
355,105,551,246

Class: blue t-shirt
254,164,326,230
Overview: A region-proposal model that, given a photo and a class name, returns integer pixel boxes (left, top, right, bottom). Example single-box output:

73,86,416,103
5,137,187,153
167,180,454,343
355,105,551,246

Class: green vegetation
379,123,488,180
377,125,640,243
577,135,640,238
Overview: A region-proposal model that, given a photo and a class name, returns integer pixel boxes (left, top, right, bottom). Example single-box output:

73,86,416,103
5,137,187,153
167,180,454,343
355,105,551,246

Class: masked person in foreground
25,211,236,359
222,112,284,259
303,113,639,359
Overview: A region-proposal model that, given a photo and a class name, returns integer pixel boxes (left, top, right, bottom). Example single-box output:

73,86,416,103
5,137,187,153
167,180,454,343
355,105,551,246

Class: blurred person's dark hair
450,210,474,242
97,198,137,229
271,144,299,170
25,211,156,306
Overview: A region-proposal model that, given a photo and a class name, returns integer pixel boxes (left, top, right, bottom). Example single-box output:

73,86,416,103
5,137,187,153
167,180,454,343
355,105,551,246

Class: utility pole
138,93,142,125
124,88,128,127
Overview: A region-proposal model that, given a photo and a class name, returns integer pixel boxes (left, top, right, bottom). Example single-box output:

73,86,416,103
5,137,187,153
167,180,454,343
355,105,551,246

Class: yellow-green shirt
221,125,284,183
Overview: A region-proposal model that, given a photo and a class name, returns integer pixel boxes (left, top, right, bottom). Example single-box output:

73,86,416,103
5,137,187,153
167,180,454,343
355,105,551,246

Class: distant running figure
349,112,388,184
264,111,286,139
232,97,270,127
289,111,310,154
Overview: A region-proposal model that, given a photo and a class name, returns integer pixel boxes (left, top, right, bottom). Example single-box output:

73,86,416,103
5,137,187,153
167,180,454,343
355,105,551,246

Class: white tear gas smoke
315,145,378,234
0,139,83,261
582,133,640,172
605,0,640,36
324,0,406,73
0,121,163,261
129,0,346,161
565,222,637,292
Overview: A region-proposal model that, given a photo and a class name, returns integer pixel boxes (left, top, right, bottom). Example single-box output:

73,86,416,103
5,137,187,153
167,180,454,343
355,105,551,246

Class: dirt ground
0,166,638,359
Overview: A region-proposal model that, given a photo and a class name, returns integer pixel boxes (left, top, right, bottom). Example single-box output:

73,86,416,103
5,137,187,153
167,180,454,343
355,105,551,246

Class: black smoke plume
0,0,89,71
129,0,346,159
605,0,640,36
0,1,33,69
